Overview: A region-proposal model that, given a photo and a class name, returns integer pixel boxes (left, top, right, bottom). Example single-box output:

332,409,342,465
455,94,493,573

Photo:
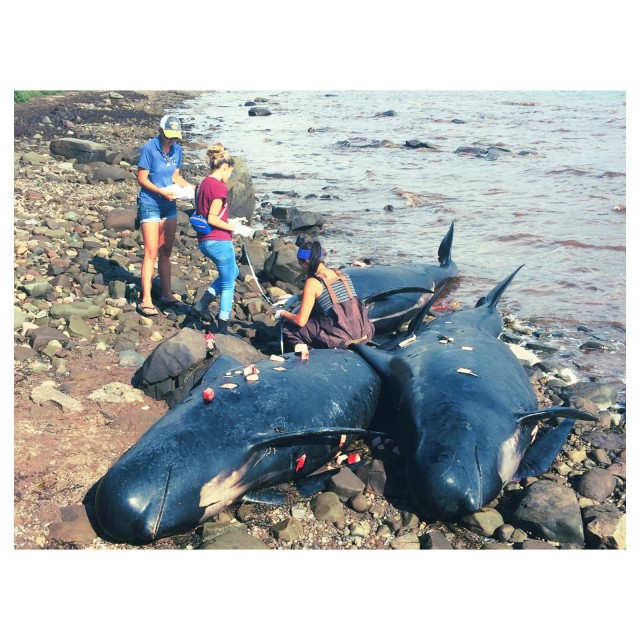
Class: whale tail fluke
437,222,455,267
351,342,394,378
362,283,448,352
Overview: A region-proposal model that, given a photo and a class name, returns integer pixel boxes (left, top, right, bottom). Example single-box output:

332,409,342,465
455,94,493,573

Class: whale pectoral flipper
516,406,597,426
240,487,289,505
364,286,434,305
242,462,360,504
248,426,386,450
511,418,576,481
404,283,448,336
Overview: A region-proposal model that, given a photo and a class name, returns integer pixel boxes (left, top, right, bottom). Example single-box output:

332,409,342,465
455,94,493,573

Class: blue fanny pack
190,178,213,234
189,213,213,234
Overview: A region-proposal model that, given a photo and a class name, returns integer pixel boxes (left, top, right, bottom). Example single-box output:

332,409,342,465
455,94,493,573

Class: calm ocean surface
175,91,626,399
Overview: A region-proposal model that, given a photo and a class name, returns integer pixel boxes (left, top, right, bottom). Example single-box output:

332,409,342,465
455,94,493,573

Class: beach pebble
513,479,584,545
576,468,617,501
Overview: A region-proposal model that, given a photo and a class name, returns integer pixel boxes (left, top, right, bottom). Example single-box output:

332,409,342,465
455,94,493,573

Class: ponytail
206,142,235,171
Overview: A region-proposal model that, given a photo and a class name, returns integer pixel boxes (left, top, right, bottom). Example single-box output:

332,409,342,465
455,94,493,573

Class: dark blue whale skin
94,349,381,542
343,222,457,335
353,266,596,521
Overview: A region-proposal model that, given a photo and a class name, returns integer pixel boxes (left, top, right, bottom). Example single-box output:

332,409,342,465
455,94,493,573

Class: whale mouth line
474,445,483,508
151,464,173,539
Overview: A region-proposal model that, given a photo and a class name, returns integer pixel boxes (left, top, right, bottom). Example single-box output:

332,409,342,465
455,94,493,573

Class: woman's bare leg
157,218,177,300
140,221,160,308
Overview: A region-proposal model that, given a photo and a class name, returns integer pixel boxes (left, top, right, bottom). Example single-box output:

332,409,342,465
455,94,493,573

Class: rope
242,241,287,353
242,242,275,307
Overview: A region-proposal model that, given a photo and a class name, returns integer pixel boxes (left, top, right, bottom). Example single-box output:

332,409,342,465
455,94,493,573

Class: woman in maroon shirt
192,143,238,334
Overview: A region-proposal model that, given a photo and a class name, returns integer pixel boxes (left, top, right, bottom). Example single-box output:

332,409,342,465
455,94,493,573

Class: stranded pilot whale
343,221,458,335
94,349,381,542
353,266,597,521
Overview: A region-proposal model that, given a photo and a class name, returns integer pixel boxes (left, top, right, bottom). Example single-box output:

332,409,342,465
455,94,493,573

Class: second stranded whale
353,266,597,521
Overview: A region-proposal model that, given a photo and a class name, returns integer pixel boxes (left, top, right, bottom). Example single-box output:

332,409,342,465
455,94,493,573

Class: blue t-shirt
138,136,183,206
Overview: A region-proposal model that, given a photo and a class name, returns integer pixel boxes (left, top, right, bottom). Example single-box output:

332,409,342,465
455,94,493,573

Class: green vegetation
14,90,63,103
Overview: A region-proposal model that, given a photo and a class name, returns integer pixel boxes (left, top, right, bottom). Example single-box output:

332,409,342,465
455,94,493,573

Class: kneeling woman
276,240,375,350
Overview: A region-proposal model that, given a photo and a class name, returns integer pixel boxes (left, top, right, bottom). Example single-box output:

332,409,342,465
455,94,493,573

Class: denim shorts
138,199,177,223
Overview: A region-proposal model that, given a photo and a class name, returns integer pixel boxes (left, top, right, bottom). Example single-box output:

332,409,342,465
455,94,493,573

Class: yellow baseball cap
160,114,182,139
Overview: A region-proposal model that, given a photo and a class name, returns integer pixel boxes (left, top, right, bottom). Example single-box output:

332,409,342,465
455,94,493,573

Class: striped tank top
314,270,357,315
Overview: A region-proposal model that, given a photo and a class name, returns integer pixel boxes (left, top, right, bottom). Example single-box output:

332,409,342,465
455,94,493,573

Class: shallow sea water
176,90,626,401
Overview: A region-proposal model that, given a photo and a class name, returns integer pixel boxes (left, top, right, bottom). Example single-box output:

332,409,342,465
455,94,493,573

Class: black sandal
137,303,158,317
158,298,184,308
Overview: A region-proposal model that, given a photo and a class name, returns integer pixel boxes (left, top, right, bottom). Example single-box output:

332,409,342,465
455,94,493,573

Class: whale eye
274,426,284,433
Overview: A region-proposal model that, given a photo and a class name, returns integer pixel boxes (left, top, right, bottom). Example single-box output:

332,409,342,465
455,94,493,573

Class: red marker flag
202,388,215,402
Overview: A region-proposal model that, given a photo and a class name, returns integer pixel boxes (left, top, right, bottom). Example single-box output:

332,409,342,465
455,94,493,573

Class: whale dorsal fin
437,221,454,267
476,264,525,309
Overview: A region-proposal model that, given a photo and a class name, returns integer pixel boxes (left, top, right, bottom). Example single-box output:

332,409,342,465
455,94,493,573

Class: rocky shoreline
13,90,626,550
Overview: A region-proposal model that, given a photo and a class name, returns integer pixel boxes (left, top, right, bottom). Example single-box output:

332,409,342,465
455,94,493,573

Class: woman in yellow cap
136,114,194,317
